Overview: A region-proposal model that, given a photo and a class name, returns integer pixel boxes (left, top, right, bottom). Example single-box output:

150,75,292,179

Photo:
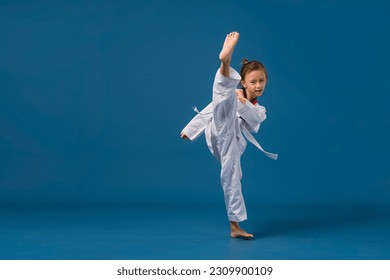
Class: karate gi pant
205,68,247,222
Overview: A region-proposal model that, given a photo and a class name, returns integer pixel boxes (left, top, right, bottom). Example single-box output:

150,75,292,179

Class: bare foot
219,31,240,64
230,221,254,240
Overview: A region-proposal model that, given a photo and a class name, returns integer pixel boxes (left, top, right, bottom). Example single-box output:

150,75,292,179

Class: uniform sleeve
237,101,266,133
181,102,213,141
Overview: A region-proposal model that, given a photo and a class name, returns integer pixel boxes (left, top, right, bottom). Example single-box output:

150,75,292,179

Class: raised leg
210,32,253,238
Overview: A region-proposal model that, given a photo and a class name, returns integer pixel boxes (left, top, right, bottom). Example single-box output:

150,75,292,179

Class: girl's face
241,70,267,100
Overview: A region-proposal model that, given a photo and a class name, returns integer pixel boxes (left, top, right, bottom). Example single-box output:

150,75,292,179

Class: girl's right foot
219,31,240,64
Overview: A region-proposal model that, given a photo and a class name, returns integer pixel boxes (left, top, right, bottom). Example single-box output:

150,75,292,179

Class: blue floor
0,202,389,260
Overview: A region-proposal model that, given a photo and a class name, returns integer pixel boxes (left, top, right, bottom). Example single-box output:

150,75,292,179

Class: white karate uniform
182,67,277,222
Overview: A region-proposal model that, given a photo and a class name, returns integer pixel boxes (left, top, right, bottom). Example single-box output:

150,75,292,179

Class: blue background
0,0,389,259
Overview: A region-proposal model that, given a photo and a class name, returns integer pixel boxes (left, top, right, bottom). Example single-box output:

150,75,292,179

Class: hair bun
242,58,249,65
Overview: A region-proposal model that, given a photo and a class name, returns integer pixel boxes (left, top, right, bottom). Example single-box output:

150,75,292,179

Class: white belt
241,125,278,160
192,106,278,160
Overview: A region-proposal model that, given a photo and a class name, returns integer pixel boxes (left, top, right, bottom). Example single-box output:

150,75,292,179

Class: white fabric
182,67,277,222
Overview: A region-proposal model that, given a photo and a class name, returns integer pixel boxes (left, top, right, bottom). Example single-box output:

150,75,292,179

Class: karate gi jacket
182,99,278,160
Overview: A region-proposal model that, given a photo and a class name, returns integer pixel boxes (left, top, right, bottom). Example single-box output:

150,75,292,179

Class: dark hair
240,58,267,100
240,58,267,80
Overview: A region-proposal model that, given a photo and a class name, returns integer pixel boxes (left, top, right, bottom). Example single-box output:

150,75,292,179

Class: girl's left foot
230,222,254,240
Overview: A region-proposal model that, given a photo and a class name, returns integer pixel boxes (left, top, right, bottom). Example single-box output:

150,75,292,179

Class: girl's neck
243,88,257,104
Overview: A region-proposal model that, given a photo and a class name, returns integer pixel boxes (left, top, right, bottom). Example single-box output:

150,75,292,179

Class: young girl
180,32,277,239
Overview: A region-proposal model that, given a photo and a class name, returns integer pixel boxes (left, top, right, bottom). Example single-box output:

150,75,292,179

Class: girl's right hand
180,132,188,140
235,89,247,104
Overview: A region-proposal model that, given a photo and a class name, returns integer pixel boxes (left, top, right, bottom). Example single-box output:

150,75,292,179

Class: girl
180,32,277,239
